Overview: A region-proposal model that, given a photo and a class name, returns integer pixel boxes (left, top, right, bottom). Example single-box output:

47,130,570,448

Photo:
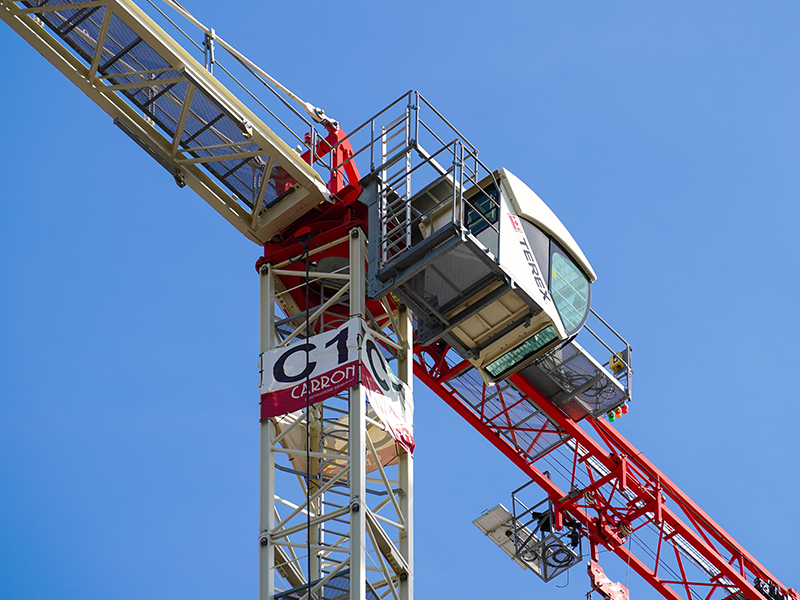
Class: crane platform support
2,2,796,600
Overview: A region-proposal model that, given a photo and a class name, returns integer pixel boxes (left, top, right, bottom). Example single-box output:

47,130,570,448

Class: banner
260,319,359,419
361,328,415,454
259,317,415,454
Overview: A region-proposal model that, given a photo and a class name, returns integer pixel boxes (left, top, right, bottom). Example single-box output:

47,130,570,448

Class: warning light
621,404,629,415
608,412,616,422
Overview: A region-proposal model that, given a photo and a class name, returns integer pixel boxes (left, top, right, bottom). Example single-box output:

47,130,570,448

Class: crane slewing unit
342,91,796,600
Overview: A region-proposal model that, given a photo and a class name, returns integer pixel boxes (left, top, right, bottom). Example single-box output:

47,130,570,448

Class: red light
621,404,629,415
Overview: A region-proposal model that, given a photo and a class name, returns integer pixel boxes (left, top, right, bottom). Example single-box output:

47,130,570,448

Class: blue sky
1,1,799,599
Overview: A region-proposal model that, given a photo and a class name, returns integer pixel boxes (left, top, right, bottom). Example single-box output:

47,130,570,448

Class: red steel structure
263,173,798,599
414,339,797,600
226,78,799,600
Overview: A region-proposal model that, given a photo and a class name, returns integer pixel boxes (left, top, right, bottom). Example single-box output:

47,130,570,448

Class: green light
485,326,558,378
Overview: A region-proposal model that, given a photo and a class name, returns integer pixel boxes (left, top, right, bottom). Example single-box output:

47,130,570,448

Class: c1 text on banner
260,319,359,419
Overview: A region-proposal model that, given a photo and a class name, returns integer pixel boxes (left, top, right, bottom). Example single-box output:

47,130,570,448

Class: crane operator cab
367,168,594,381
463,168,596,382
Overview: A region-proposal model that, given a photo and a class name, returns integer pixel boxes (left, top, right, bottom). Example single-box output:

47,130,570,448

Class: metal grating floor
22,0,296,210
521,339,628,421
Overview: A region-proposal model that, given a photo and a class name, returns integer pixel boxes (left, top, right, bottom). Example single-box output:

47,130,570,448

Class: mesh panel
25,1,106,62
21,0,293,213
274,571,379,600
517,532,581,583
525,341,627,419
322,571,379,600
398,243,496,319
176,86,268,207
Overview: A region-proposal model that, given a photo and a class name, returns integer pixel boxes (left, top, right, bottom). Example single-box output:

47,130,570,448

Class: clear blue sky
1,1,798,599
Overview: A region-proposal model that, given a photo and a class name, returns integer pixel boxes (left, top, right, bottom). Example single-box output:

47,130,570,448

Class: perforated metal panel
516,531,581,582
396,241,499,316
274,571,380,600
520,340,628,420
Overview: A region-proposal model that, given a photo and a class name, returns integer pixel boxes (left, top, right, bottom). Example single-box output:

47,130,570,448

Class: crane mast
1,2,795,600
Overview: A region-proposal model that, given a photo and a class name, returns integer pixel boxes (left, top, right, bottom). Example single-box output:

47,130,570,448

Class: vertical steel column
308,404,322,584
259,263,276,600
398,304,414,600
349,228,367,600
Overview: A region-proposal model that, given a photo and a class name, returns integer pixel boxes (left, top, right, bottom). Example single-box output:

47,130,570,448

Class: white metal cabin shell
447,168,597,382
366,166,597,385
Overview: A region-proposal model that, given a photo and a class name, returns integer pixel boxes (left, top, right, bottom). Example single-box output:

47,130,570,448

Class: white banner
361,327,415,454
259,317,414,454
260,319,359,419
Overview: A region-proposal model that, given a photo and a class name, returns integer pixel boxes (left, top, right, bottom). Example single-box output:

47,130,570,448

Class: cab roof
498,169,597,283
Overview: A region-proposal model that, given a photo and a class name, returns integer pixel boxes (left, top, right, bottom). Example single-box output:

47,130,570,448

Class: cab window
465,184,499,235
550,248,590,334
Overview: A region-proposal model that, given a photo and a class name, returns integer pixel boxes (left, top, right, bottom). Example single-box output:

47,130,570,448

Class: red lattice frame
414,343,795,600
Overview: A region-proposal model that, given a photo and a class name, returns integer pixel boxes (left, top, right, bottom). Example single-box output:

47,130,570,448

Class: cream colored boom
0,0,330,244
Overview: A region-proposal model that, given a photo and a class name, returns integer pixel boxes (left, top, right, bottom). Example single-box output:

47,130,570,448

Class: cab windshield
550,249,590,334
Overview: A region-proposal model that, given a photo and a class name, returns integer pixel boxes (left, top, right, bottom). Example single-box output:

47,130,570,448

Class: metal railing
331,91,499,268
581,308,633,402
144,0,345,184
118,6,501,240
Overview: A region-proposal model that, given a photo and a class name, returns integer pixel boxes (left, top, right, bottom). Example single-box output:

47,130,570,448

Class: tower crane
1,2,797,600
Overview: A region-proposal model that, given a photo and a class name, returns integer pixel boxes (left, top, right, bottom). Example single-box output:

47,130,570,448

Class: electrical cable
301,233,313,600
146,0,202,51
556,568,570,588
626,530,632,590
